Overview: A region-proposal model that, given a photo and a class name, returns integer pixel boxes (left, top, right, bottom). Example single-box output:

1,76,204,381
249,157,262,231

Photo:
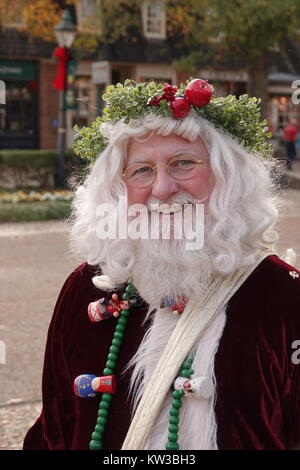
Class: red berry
148,95,160,107
162,84,177,102
170,97,191,119
185,79,212,107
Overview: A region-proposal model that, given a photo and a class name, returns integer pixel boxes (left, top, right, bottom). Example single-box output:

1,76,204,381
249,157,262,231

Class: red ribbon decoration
53,46,69,91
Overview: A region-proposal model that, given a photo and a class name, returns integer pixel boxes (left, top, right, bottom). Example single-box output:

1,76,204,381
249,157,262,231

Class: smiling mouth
150,203,187,215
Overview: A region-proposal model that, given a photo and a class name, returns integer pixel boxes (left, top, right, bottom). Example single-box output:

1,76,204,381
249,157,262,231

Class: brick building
0,28,57,149
0,1,98,150
1,1,300,150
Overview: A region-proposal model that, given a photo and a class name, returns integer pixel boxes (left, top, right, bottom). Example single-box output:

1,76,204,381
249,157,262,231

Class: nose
151,167,180,202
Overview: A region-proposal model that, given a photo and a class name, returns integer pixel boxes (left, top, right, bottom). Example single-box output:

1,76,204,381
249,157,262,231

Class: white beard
131,236,214,310
93,197,229,449
124,237,226,450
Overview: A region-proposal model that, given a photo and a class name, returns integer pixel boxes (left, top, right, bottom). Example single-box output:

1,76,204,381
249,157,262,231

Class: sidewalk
0,220,78,450
0,400,42,450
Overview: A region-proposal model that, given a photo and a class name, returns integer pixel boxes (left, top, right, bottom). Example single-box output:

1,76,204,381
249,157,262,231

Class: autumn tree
0,0,62,42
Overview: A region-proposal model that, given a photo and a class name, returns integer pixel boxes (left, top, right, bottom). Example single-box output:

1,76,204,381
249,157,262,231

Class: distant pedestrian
283,120,298,169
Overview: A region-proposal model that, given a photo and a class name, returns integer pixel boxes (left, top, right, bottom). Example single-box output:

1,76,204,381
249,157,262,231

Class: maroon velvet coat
23,255,300,450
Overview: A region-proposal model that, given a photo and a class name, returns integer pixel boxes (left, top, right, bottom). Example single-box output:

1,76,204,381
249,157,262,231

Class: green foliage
74,118,107,163
73,80,172,163
198,94,272,158
174,0,300,66
73,79,272,164
102,80,171,121
70,0,300,60
100,0,143,43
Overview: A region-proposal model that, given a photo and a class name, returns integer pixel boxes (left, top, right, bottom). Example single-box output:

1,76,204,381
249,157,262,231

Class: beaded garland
88,280,136,450
166,355,194,450
75,280,194,450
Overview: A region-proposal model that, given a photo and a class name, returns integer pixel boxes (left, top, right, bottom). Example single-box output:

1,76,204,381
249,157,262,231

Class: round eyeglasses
122,155,206,188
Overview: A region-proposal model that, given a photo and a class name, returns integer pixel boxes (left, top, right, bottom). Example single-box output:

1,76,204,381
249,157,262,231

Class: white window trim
141,2,166,40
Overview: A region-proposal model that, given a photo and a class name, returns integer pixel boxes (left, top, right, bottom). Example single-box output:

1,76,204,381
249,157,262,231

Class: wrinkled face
124,133,214,206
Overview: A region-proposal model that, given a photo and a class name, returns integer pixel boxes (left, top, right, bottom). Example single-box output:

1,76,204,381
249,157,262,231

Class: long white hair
70,110,280,287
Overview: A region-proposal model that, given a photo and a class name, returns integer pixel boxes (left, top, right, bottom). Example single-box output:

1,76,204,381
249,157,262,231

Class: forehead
127,133,208,162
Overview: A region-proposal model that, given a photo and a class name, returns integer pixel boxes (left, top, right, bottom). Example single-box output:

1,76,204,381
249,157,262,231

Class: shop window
141,2,166,39
0,81,37,135
112,70,121,85
268,95,300,136
77,86,89,119
72,84,90,130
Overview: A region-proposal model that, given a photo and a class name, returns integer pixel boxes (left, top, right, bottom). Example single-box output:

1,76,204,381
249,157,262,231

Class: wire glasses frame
122,156,206,188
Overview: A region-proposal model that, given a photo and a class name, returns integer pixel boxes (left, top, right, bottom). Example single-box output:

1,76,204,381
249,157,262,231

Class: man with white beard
24,79,300,451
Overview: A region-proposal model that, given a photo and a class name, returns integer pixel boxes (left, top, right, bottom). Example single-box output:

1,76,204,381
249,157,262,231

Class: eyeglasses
122,155,206,188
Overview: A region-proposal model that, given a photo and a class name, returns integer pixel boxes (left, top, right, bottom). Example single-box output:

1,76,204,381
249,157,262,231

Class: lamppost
53,9,76,188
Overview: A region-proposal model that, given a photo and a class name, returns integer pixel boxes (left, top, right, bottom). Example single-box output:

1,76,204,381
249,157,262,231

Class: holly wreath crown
73,78,273,164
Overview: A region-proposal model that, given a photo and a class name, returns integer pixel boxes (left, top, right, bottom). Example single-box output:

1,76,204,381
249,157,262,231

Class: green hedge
0,150,87,188
0,200,72,222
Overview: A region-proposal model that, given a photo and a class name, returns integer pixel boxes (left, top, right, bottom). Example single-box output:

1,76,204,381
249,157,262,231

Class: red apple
185,79,213,107
170,97,191,119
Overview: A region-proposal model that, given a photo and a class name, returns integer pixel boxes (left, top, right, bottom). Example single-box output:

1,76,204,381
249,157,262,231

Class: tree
0,0,62,42
72,0,300,117
165,0,300,118
0,0,27,27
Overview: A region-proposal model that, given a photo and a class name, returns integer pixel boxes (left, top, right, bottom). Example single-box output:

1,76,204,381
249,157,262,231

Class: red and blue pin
74,374,116,398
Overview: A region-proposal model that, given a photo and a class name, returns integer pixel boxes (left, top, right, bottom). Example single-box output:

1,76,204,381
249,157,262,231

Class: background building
1,0,300,150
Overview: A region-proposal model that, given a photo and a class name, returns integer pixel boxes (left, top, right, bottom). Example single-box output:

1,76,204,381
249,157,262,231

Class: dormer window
141,2,166,39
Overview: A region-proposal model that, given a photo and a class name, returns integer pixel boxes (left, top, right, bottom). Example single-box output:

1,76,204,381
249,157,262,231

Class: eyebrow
128,150,203,164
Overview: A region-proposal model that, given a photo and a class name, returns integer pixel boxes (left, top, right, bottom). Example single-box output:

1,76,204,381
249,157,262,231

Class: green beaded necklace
89,280,193,451
89,280,135,450
166,355,194,450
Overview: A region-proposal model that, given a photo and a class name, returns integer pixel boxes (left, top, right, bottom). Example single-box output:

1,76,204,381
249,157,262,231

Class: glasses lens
169,156,200,180
124,163,155,187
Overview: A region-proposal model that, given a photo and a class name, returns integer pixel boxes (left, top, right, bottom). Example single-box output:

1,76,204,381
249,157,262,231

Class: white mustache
146,194,201,214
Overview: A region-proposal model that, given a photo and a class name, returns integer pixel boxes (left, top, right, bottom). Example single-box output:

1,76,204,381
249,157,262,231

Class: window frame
141,1,166,40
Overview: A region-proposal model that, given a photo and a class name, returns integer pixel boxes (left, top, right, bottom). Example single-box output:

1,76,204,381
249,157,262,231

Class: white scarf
128,305,226,449
122,248,273,450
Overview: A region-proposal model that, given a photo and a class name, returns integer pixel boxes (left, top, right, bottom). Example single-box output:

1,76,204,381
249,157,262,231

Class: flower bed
0,190,73,222
0,190,73,204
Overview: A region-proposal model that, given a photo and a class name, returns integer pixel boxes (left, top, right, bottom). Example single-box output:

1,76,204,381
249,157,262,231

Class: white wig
70,111,280,285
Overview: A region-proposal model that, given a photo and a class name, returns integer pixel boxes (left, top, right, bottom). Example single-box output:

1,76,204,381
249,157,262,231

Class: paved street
0,220,78,450
0,188,300,450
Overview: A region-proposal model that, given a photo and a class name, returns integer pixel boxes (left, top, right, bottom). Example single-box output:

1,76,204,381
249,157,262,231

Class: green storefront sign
0,60,37,81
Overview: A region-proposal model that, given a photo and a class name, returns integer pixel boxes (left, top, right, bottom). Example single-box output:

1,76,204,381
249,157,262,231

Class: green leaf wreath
73,79,272,165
